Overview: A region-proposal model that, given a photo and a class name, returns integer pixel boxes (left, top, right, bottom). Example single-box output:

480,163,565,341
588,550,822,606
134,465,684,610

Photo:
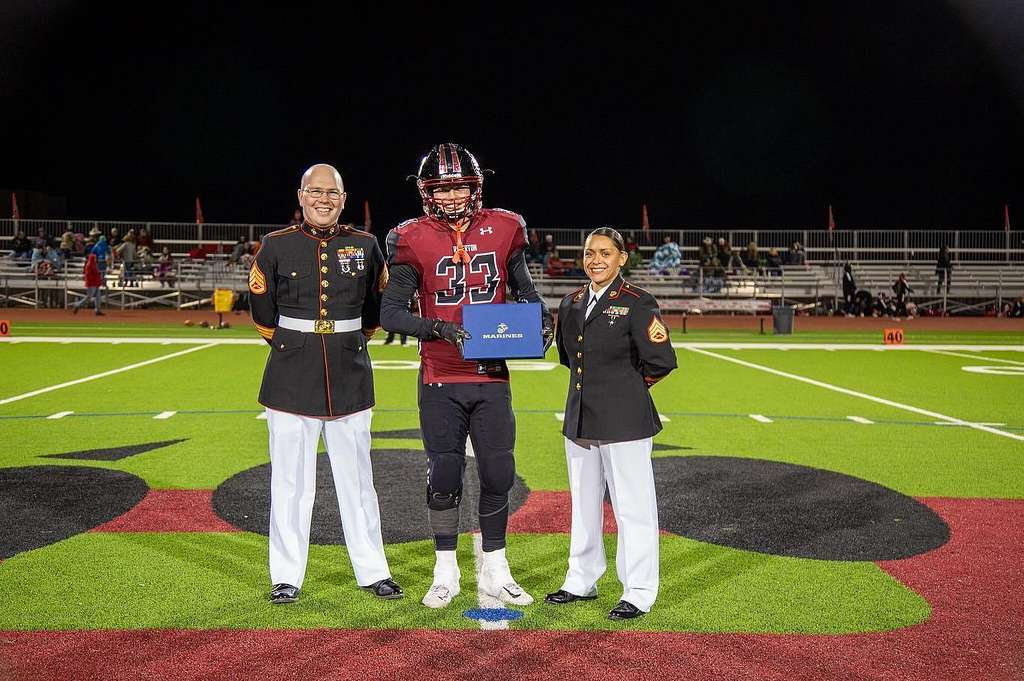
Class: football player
381,143,553,608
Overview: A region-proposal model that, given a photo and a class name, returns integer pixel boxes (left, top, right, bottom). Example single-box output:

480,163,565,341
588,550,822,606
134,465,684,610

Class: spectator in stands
1011,296,1024,318
72,253,104,315
542,233,558,269
525,230,544,264
652,235,682,275
109,227,122,248
891,273,914,318
30,244,62,274
935,245,952,294
240,242,256,270
137,227,153,250
137,245,153,269
59,228,74,261
873,291,895,318
741,241,761,274
155,246,175,287
854,289,873,317
34,227,53,249
784,242,806,266
699,237,716,268
8,230,32,260
72,231,85,256
716,238,742,272
229,235,247,266
842,263,857,316
117,230,138,287
622,239,643,277
765,248,783,276
288,209,303,227
92,235,112,279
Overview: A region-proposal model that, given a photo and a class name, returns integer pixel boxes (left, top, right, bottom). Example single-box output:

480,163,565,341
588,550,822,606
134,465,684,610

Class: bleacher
2,220,1022,315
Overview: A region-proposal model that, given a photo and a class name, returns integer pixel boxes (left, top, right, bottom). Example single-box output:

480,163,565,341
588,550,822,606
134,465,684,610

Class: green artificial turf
1,323,1021,635
0,532,927,634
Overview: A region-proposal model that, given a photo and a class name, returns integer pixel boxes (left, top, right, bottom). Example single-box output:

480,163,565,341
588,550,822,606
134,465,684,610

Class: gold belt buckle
313,319,335,334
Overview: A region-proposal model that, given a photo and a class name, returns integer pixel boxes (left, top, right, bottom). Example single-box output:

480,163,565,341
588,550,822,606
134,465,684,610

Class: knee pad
477,449,515,496
427,484,463,511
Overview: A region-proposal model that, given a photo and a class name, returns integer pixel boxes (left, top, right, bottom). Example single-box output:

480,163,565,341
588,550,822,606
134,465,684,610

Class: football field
1,322,1023,679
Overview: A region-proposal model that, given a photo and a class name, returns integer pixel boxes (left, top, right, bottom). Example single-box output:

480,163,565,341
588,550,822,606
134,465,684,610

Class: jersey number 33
434,252,500,305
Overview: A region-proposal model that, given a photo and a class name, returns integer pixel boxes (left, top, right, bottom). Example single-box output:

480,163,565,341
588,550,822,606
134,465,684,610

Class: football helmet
415,143,484,223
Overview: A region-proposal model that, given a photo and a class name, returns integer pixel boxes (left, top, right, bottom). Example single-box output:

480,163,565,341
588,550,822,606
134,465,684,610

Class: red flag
1005,203,1011,233
11,192,19,220
363,200,372,230
641,203,650,232
828,204,836,232
195,197,204,224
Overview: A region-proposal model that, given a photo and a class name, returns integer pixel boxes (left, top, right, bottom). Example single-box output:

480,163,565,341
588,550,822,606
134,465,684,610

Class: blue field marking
463,608,524,622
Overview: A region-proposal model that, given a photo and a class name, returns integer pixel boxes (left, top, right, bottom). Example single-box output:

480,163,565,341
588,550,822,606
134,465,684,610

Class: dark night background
1,2,1022,232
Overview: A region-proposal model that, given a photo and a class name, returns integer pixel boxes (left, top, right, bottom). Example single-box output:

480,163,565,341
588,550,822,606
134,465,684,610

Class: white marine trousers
561,436,659,612
266,407,391,589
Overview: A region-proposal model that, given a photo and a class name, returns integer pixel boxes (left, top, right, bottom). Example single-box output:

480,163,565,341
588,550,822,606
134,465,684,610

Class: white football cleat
478,549,534,606
422,580,460,609
422,550,461,609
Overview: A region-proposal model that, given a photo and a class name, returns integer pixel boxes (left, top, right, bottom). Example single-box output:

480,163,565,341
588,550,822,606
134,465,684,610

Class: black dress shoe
544,589,598,605
270,583,299,604
607,600,645,620
364,577,404,599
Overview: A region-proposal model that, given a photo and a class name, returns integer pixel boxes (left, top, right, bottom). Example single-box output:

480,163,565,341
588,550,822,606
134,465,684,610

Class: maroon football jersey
389,208,528,383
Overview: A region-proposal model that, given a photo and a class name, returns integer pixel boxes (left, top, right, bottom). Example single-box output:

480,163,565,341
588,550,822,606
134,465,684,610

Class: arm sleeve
381,264,436,339
248,238,277,345
361,240,387,331
507,247,553,329
555,299,570,368
629,292,678,386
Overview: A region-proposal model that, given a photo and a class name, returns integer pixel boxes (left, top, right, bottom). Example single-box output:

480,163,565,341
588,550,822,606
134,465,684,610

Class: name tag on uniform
461,303,544,360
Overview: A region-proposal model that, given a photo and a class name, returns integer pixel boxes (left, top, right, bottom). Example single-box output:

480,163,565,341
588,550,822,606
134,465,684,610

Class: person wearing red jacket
72,253,104,315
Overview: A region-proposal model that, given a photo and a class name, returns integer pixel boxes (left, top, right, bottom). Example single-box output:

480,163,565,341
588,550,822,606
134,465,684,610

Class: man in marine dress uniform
249,163,402,604
380,143,553,609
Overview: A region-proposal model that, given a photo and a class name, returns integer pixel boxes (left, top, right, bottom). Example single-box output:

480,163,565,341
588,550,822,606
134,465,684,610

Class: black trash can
772,304,794,335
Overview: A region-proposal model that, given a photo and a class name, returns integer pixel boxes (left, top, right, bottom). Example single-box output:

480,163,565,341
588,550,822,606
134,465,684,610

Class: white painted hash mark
154,411,177,420
847,416,874,424
46,411,74,419
749,414,773,423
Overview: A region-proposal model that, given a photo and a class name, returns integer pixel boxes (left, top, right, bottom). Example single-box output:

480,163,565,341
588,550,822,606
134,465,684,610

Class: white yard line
934,421,1006,427
925,349,1024,366
0,344,217,406
847,416,875,424
688,347,1024,443
749,414,773,423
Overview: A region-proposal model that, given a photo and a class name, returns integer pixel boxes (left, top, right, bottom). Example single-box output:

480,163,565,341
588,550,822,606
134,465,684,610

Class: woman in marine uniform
546,227,677,621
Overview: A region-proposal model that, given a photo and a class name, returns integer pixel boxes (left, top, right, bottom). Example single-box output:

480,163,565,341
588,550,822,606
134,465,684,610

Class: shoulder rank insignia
248,261,267,295
647,315,669,343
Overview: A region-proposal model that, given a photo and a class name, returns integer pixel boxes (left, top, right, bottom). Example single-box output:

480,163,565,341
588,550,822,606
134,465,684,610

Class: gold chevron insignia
647,316,668,343
249,261,267,294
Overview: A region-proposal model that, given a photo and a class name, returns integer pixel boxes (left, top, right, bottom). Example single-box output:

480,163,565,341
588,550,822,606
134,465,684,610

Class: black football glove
431,320,471,346
542,321,554,354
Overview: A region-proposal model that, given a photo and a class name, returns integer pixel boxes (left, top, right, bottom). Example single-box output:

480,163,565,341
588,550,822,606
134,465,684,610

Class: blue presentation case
460,302,545,360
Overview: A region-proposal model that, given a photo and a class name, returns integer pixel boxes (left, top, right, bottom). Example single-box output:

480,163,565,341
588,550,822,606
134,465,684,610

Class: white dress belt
277,315,362,334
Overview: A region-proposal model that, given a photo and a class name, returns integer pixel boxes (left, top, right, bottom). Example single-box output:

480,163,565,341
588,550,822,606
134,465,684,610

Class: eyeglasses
302,188,344,201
